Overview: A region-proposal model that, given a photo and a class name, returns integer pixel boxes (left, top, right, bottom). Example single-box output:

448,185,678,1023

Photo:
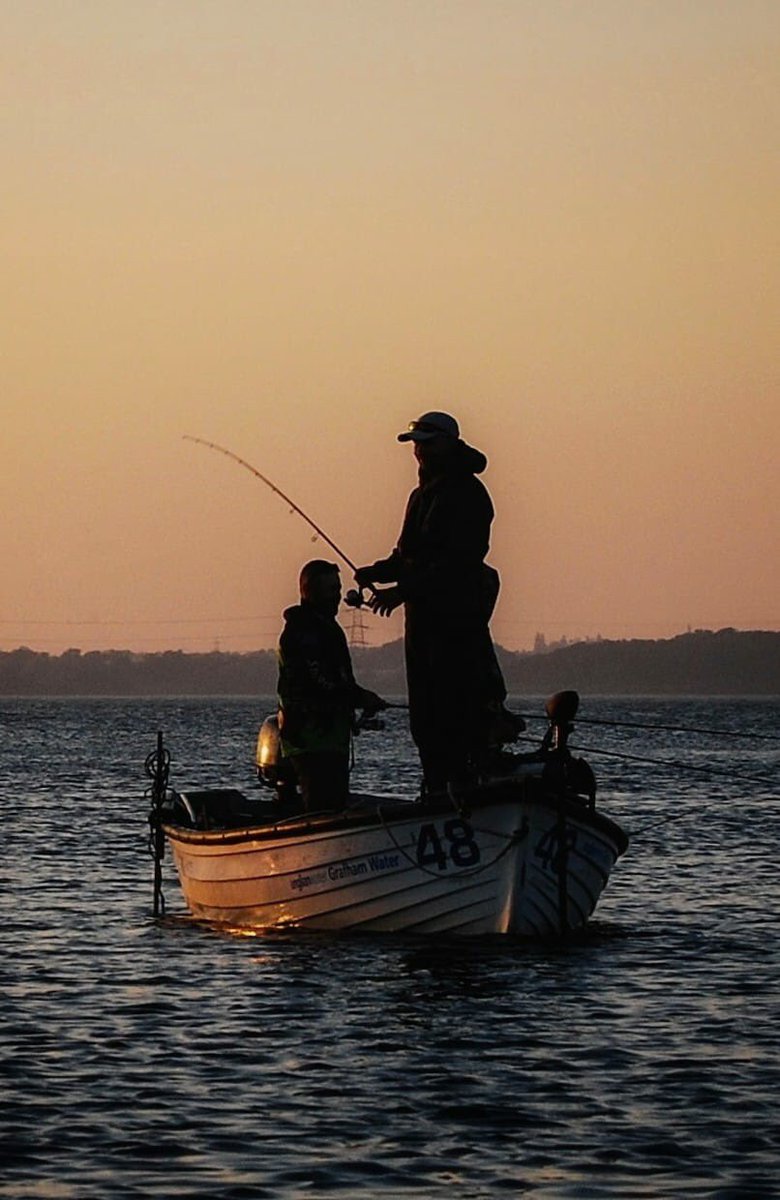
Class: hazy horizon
2,622,777,659
3,2,778,655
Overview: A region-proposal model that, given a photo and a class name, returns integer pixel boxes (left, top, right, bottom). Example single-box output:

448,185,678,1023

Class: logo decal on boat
291,870,328,892
290,852,402,893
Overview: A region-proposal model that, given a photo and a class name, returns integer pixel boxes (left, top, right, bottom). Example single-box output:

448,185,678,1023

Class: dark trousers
405,607,506,793
290,752,350,813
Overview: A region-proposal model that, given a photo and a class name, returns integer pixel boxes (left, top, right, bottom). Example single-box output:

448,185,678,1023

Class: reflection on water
0,697,778,1198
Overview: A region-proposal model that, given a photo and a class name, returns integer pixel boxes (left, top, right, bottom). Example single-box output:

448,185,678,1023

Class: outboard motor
255,713,298,803
256,715,283,786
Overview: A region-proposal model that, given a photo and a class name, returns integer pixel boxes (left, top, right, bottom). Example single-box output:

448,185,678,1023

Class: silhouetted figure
277,560,385,812
355,412,510,793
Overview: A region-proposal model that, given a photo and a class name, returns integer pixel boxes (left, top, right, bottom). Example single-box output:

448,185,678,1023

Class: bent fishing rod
184,435,370,605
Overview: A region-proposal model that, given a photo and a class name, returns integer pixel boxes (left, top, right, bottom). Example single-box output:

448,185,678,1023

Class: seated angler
277,559,386,813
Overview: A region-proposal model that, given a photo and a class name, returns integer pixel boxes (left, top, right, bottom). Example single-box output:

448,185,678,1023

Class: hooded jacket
366,440,497,621
277,602,360,756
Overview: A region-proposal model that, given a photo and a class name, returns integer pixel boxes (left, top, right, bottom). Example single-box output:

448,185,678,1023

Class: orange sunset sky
2,1,778,654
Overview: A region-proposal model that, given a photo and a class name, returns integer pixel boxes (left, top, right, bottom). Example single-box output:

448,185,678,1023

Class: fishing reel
344,587,369,608
344,584,395,611
353,710,385,734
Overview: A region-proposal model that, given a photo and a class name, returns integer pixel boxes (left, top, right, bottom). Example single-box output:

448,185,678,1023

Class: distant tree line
0,629,778,697
0,647,279,697
496,628,780,696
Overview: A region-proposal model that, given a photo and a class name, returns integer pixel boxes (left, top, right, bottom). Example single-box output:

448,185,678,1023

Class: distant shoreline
1,629,778,697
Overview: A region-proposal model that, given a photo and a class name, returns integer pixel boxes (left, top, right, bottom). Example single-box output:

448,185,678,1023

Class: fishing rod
184,435,370,605
506,727,777,788
515,711,780,744
564,740,778,790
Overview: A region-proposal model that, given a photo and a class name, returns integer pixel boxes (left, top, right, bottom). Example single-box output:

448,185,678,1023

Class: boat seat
175,788,275,830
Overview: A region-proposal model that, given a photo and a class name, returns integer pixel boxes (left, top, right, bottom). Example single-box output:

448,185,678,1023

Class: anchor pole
556,793,569,939
146,730,170,917
547,699,575,938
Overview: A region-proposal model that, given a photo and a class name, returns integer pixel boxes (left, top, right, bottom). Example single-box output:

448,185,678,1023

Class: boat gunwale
162,782,629,856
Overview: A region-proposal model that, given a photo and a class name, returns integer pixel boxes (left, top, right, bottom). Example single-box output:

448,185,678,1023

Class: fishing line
628,788,780,837
567,740,778,790
629,809,715,836
385,723,776,789
184,435,359,574
516,712,780,743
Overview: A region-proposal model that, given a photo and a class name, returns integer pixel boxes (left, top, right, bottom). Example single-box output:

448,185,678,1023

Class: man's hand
354,566,375,588
358,689,387,716
367,586,403,617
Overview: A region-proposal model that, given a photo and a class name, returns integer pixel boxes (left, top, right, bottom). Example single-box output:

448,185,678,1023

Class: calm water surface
1,697,778,1198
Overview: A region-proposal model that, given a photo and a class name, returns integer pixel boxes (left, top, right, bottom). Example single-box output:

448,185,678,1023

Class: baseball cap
397,411,460,443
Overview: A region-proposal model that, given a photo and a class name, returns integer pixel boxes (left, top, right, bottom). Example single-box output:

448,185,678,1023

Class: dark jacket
277,603,361,757
367,441,497,622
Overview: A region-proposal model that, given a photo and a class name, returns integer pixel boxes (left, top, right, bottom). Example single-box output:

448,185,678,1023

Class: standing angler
355,412,514,794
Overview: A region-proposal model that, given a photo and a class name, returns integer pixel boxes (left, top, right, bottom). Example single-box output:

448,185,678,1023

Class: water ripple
1,697,778,1198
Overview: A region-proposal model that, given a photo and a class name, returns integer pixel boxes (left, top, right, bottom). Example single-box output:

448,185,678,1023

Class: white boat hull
164,781,628,938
